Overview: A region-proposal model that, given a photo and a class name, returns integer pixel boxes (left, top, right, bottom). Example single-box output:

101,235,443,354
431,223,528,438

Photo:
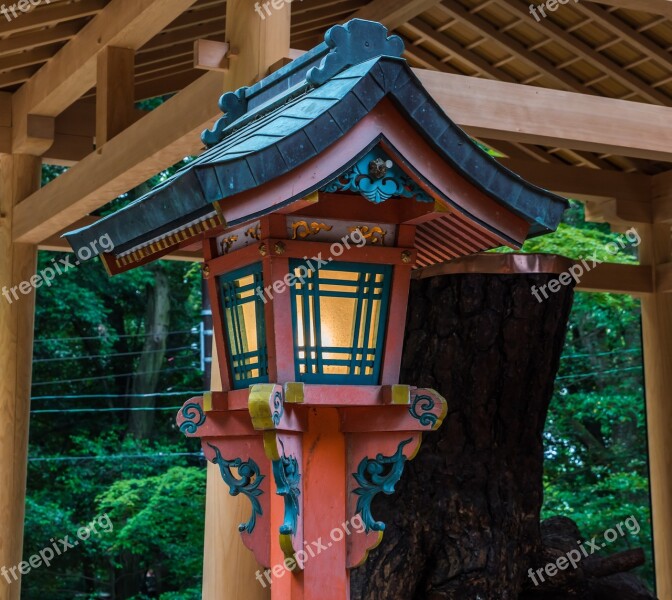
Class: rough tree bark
127,266,170,439
350,271,652,599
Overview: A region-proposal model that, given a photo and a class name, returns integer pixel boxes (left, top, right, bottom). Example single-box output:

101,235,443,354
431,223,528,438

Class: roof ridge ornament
202,19,404,147
306,19,404,86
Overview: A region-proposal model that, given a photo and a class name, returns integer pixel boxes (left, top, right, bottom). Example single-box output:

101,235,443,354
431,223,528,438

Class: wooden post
639,220,672,600
96,46,135,146
0,153,40,600
202,1,289,597
202,343,270,600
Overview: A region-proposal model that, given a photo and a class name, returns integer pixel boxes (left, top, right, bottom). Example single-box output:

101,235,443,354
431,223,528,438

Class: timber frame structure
0,0,671,598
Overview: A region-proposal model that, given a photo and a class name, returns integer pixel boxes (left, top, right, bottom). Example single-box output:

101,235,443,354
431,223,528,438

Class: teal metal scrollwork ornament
323,150,433,204
272,441,301,536
352,438,413,533
272,391,284,427
179,402,206,434
409,394,438,428
207,443,265,534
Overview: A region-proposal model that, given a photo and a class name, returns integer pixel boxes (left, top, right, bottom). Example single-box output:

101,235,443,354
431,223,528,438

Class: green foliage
492,200,640,264
97,467,206,588
22,164,207,599
527,201,654,589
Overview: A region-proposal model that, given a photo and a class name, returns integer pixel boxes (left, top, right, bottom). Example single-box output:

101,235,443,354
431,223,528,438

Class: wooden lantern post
64,19,568,600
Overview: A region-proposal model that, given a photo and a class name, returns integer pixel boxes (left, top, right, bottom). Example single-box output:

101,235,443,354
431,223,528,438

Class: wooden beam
399,35,460,73
139,18,224,54
577,263,653,295
0,94,11,155
0,21,81,56
12,114,55,156
497,158,651,204
134,70,202,102
0,45,60,73
193,39,231,72
43,134,94,166
584,197,652,229
349,0,442,30
413,69,672,161
14,71,221,243
11,0,199,154
0,153,41,600
583,0,672,19
96,47,135,146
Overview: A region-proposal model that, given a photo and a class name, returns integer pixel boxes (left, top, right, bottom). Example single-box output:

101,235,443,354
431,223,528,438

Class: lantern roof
65,19,568,272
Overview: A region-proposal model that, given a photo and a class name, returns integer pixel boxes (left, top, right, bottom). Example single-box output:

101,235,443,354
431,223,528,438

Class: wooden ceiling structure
0,0,671,598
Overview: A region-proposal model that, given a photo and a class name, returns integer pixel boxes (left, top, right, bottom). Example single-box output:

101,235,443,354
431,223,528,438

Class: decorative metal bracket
178,402,206,434
322,149,433,204
264,431,304,562
353,438,412,533
207,443,265,534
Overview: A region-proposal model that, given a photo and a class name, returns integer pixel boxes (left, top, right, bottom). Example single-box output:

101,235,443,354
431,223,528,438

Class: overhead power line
33,345,197,364
556,365,643,381
561,348,642,360
29,452,203,463
31,406,184,415
34,329,197,344
31,365,198,387
31,391,206,401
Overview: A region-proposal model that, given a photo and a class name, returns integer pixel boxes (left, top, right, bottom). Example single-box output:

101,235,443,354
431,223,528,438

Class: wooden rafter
0,21,82,56
574,1,672,78
435,2,594,94
349,0,443,30
400,36,459,74
583,0,672,19
402,18,518,82
500,0,671,105
0,0,105,36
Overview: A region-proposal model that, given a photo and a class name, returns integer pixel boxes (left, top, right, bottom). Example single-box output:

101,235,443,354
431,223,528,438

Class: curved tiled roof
65,19,568,263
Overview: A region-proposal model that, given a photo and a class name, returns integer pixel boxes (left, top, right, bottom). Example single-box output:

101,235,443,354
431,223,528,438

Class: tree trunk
350,270,654,599
351,271,574,599
127,267,171,439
